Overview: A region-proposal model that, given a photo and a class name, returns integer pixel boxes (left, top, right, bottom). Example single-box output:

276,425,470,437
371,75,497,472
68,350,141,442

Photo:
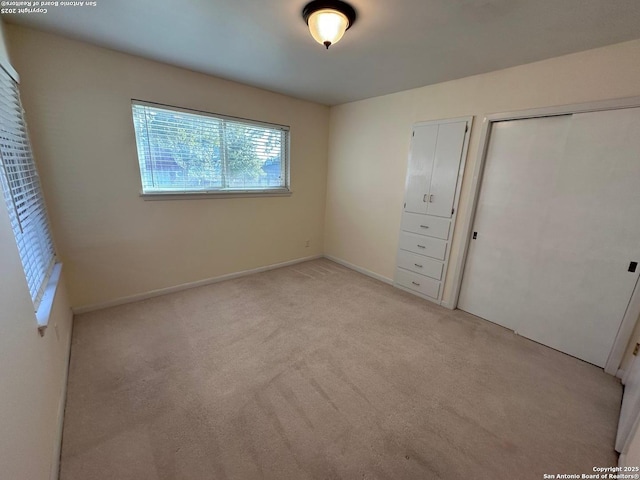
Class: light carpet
60,259,621,479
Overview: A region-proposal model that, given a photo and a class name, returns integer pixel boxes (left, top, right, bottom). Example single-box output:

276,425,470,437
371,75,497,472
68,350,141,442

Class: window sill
36,262,63,337
140,189,292,200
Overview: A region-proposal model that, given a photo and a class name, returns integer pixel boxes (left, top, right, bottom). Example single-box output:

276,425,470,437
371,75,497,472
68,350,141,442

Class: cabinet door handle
417,245,426,249
429,194,434,203
412,281,421,286
414,263,423,268
420,225,429,229
423,194,428,203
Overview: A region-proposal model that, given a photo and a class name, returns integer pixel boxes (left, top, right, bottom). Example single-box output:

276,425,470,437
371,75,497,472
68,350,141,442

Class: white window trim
131,100,291,198
0,56,61,336
36,262,63,336
140,189,292,200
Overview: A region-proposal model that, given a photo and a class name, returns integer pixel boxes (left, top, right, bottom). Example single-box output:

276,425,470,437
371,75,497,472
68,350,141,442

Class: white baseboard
50,316,74,480
72,255,323,314
323,254,393,285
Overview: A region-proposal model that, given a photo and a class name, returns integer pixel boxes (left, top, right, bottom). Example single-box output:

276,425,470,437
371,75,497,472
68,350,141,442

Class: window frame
131,100,292,199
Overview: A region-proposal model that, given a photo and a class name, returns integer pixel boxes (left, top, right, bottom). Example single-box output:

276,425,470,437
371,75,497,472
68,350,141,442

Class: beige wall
0,20,73,480
6,24,330,309
325,39,640,369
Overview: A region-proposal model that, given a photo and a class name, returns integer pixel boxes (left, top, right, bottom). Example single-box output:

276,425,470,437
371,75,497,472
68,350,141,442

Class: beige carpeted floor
60,259,621,480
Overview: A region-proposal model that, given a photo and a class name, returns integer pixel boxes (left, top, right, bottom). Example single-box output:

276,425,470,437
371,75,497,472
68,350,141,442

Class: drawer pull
414,263,423,268
417,244,426,249
420,225,429,229
412,281,421,286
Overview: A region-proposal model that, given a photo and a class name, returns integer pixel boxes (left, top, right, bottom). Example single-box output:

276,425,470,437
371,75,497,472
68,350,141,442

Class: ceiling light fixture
302,0,357,50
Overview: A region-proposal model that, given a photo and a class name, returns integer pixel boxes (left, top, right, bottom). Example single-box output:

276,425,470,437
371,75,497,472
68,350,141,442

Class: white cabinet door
459,108,640,367
427,121,467,218
404,125,437,214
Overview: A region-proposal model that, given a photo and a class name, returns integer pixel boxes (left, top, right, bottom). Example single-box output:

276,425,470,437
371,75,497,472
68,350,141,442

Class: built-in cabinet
394,117,472,304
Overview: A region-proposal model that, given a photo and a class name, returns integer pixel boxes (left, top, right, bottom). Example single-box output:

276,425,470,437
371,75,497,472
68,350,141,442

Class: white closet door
459,116,572,331
405,125,437,214
427,121,467,218
458,108,640,367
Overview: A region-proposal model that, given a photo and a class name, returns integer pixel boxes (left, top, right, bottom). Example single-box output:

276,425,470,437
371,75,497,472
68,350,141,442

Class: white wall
0,20,73,480
6,24,330,309
325,39,640,367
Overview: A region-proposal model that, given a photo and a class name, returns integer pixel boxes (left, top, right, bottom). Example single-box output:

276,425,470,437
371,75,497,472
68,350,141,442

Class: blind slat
0,68,56,309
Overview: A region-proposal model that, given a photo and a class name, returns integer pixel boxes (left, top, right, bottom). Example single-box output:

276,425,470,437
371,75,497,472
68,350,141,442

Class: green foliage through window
131,102,289,193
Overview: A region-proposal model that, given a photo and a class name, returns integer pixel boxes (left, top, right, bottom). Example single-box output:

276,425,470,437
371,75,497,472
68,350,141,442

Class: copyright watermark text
543,466,640,479
1,1,97,14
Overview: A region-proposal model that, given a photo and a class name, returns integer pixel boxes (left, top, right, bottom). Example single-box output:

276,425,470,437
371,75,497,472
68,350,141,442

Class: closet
458,107,640,367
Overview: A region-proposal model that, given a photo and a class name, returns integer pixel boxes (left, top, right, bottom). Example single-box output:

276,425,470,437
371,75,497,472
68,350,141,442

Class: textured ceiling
4,0,640,105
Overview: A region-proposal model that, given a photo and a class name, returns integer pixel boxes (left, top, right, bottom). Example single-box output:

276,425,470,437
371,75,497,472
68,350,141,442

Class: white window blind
131,101,290,195
0,65,56,309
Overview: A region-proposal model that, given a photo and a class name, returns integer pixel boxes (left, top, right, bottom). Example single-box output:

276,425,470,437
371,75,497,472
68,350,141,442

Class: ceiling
5,0,640,105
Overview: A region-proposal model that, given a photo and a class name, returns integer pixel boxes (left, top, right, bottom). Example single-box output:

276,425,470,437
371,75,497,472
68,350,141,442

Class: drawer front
395,268,440,299
398,232,447,260
397,250,443,280
401,213,451,240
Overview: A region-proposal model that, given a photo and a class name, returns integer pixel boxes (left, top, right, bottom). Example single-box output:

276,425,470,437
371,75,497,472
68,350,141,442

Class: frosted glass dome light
302,1,357,50
308,9,349,49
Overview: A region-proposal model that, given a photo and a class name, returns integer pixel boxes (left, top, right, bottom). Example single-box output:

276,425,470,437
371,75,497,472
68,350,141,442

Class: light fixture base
302,0,357,31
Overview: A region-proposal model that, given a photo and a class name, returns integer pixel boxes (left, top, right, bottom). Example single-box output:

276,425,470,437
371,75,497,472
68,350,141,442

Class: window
131,101,290,196
0,64,56,312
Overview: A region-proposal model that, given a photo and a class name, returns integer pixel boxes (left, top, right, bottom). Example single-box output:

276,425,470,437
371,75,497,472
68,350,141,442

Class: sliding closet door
458,115,572,331
459,108,640,367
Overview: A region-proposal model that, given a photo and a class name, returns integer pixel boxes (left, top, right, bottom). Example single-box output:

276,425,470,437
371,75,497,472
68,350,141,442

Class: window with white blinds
0,65,56,310
131,101,290,195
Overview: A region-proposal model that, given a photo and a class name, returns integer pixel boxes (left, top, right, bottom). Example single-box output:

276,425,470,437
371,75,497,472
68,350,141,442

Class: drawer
401,213,451,240
397,250,443,280
398,231,447,260
395,268,440,299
